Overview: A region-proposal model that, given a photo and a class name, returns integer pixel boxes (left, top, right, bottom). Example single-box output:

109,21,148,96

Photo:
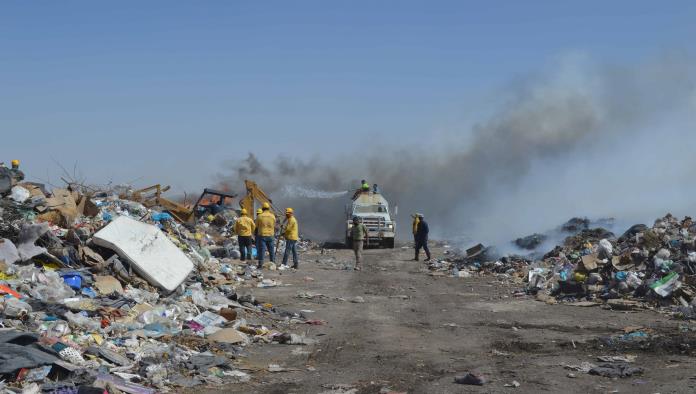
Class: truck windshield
354,205,388,213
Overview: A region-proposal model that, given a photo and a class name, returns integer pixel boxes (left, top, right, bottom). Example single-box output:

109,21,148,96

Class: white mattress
93,216,194,292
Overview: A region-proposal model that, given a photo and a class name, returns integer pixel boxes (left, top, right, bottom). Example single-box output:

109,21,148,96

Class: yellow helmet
11,159,19,167
240,208,248,215
285,207,294,214
256,208,263,215
262,202,270,209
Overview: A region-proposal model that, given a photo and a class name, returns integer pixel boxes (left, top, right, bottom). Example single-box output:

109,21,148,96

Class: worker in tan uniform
256,202,276,269
234,208,256,263
350,216,369,271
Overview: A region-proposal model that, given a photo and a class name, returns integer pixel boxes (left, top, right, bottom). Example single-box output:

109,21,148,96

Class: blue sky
1,1,694,193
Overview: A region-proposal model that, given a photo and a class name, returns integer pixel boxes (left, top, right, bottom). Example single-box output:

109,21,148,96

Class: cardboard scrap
612,254,634,271
44,188,78,226
207,328,246,344
94,275,124,295
79,246,106,268
76,194,99,217
581,254,599,271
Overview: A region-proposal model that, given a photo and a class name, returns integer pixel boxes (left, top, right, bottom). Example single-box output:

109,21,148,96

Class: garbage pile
430,214,696,317
0,179,315,392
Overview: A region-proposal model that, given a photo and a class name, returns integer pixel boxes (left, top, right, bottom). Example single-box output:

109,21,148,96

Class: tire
384,238,395,248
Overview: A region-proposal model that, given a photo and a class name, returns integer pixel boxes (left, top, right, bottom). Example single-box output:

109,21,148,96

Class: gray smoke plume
218,54,696,244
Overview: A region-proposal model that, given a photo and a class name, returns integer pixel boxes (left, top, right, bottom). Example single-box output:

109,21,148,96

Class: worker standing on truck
256,202,276,269
351,216,369,271
352,179,371,199
234,209,256,263
281,208,299,269
413,214,431,261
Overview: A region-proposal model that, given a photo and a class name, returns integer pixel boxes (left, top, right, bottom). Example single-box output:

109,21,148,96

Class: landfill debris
597,355,637,363
0,173,318,391
563,362,598,373
454,372,486,385
588,362,644,378
429,214,696,318
504,380,521,388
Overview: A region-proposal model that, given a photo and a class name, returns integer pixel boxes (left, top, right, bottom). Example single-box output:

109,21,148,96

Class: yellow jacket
234,215,256,237
283,216,299,241
256,211,276,237
412,216,420,235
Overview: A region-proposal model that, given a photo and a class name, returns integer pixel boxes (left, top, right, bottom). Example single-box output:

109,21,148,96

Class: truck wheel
384,239,394,248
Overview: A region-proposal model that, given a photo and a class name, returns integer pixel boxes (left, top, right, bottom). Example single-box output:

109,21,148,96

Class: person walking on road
234,208,255,263
281,208,299,269
351,216,369,271
256,202,276,269
414,214,431,261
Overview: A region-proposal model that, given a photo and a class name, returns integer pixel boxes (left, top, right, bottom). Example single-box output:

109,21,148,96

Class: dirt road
208,246,696,393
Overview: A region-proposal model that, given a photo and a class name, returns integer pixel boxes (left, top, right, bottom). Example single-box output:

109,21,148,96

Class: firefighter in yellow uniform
281,208,299,269
234,209,256,263
256,202,276,269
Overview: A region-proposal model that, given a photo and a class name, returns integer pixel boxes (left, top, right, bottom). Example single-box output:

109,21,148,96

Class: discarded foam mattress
93,216,194,292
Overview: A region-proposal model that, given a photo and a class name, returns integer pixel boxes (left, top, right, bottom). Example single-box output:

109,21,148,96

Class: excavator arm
130,184,195,223
240,180,282,218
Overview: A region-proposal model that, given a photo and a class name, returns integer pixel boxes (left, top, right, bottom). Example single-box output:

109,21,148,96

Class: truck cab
346,190,396,248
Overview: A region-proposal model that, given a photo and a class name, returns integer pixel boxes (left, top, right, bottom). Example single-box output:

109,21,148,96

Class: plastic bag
655,248,671,260
3,297,32,317
65,311,101,331
650,272,681,297
626,272,642,288
9,186,30,202
29,270,75,302
598,239,613,259
124,286,159,304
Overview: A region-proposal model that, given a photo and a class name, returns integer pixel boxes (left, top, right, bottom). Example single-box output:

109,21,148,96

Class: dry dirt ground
197,246,696,394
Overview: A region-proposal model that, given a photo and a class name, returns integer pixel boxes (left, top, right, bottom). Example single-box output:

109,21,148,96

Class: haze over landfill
3,2,696,244
5,2,696,394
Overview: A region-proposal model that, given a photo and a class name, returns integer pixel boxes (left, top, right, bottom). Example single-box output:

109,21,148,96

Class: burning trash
429,214,696,317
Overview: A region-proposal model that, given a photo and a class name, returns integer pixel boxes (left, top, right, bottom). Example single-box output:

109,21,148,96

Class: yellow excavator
130,180,280,224
239,180,282,218
129,184,237,224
